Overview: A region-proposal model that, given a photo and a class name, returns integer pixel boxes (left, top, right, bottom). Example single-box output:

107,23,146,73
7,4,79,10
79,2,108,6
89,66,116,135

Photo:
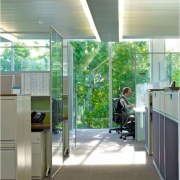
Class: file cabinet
0,95,31,180
31,132,45,179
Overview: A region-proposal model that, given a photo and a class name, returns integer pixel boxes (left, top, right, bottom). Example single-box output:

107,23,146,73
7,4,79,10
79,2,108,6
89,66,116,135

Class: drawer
164,92,178,120
31,132,42,143
152,91,161,111
0,142,15,148
0,150,16,179
32,143,41,154
32,154,42,177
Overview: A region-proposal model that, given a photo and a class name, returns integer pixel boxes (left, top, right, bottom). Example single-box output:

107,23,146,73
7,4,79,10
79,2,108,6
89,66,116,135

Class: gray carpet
52,129,160,180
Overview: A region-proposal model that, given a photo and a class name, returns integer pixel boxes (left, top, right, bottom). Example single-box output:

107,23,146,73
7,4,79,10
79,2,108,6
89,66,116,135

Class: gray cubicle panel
145,107,149,152
152,90,179,180
152,110,160,170
159,114,165,179
165,116,178,180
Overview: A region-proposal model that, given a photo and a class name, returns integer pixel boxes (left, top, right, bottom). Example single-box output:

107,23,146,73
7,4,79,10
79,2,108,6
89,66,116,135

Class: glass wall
0,39,50,71
70,40,151,129
111,41,150,128
50,27,63,176
159,53,180,87
71,41,109,129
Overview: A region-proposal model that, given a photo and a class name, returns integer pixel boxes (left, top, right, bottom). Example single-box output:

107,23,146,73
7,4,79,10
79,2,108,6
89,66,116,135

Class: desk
134,107,145,141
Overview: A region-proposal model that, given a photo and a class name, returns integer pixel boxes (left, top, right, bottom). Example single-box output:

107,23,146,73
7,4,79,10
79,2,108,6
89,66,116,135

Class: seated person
116,87,135,138
116,87,135,115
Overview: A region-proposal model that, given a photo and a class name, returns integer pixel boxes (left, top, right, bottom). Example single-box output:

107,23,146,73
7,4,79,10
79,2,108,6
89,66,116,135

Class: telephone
31,111,46,123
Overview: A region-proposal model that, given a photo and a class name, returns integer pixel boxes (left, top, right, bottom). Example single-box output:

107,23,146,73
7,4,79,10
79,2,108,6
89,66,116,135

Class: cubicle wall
152,90,179,180
145,91,153,155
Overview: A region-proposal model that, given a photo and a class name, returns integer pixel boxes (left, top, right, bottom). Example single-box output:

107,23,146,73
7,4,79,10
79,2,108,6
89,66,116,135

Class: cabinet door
152,110,160,169
165,117,178,180
32,154,42,177
0,150,16,179
1,99,15,140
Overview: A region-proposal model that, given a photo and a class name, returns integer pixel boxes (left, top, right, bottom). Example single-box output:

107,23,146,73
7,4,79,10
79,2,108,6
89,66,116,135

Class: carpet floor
48,129,160,180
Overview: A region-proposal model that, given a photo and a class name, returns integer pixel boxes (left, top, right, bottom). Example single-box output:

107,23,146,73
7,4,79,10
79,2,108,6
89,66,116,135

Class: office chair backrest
112,98,119,113
116,96,128,114
112,98,125,123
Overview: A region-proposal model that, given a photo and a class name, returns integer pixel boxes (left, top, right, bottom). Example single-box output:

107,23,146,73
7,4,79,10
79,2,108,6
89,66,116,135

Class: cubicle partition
145,90,153,155
151,89,179,180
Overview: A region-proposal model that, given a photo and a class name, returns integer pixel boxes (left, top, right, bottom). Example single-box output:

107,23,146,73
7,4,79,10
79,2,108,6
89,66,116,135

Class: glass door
50,27,63,177
67,43,76,153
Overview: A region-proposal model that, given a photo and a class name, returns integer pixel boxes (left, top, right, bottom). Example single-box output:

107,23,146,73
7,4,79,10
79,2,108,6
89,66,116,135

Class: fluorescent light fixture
118,0,124,40
0,29,17,42
80,0,101,42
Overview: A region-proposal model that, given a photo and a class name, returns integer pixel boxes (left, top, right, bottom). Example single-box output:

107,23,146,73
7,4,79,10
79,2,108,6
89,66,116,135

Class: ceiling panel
0,0,179,41
1,0,95,39
123,0,180,38
87,0,119,42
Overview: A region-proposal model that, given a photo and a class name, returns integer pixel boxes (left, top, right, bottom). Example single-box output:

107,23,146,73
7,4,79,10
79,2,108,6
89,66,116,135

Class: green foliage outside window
0,41,50,71
70,41,150,129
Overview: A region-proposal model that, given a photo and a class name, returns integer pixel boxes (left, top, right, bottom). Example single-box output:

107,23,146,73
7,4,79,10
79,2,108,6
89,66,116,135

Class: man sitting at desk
117,87,135,114
116,87,135,138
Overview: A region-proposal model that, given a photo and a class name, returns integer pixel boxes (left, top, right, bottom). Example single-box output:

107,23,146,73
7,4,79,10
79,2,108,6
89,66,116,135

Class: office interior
0,0,180,180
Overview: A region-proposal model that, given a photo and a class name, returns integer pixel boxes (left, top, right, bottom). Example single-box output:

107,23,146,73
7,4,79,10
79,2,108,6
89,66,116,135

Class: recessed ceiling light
37,18,44,25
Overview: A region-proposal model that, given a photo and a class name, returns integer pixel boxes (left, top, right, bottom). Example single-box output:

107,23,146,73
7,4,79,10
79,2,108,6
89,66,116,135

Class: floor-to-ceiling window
70,40,151,129
0,39,50,72
71,41,109,129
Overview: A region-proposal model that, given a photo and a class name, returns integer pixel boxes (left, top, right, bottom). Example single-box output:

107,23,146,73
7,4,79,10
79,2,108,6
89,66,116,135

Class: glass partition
67,43,76,153
159,52,180,86
111,41,150,129
135,53,150,85
50,27,63,176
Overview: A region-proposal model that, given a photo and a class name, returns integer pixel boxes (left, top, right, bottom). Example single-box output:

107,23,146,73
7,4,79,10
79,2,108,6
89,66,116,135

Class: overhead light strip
118,0,124,40
80,0,101,42
0,29,17,42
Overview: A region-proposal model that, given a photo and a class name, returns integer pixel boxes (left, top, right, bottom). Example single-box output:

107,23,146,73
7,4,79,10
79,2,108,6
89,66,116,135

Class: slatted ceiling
1,0,94,39
123,0,180,38
1,0,180,40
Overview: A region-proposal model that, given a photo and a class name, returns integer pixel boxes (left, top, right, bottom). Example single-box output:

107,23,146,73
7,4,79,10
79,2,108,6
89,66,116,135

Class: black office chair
119,113,135,140
109,98,127,134
109,98,135,140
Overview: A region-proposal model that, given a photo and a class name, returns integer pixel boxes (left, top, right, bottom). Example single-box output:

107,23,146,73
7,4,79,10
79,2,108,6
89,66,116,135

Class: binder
36,73,43,95
43,73,50,95
31,73,37,95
